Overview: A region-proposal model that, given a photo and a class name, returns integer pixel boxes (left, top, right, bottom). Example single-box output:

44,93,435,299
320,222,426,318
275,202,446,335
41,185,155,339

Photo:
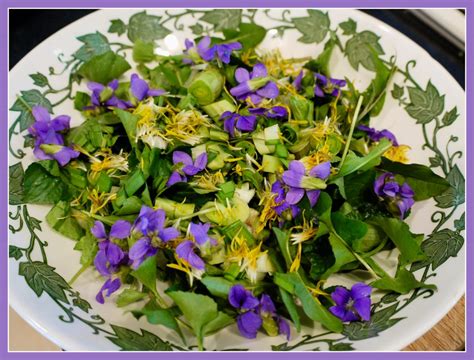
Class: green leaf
405,81,445,124
223,23,266,50
29,72,49,87
133,40,155,63
190,23,204,35
203,311,234,335
137,307,185,343
292,9,330,44
108,19,127,36
420,229,464,270
131,255,159,297
127,11,171,43
371,267,434,294
273,272,343,333
78,51,131,84
66,118,105,152
273,228,292,270
9,245,23,260
200,276,233,298
454,212,465,232
303,39,336,76
343,303,403,340
23,162,71,204
339,18,357,35
371,217,426,265
168,291,220,349
336,139,392,178
442,107,459,126
10,89,53,131
73,32,111,61
344,169,376,206
46,201,85,241
73,91,91,110
345,30,384,71
322,233,356,278
379,158,450,201
116,289,147,307
74,232,98,266
434,164,465,208
124,169,146,196
115,108,139,146
200,9,242,31
279,287,301,332
331,212,368,246
107,325,172,351
18,261,71,303
9,162,24,205
391,83,404,100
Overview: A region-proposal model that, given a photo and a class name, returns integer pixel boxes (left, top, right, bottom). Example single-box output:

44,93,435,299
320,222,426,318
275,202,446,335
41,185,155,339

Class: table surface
8,9,466,352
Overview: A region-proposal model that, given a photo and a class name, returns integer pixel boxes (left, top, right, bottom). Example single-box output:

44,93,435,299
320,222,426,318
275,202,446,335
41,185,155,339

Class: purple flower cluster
130,73,165,102
374,172,415,219
184,36,242,64
27,106,80,166
358,125,399,146
329,283,372,322
87,79,131,110
230,63,279,104
221,111,257,137
314,73,346,98
228,285,290,340
175,222,216,270
271,180,300,218
167,151,208,186
248,106,288,119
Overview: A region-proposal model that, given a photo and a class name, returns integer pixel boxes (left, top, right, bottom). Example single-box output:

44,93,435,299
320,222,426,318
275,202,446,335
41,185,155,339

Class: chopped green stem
339,95,363,168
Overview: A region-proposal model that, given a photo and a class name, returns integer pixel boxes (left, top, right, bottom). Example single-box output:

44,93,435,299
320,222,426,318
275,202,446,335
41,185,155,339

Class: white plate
8,8,465,351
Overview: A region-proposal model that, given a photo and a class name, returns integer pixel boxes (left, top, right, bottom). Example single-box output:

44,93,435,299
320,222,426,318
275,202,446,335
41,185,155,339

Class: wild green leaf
292,9,330,44
200,9,242,31
108,19,127,36
128,11,171,43
380,158,450,200
73,91,91,110
46,201,85,241
116,289,147,307
223,23,266,50
23,162,71,204
273,227,292,270
405,81,444,124
107,324,172,351
115,108,139,146
344,169,376,206
137,307,185,343
203,311,234,336
339,18,357,35
78,51,131,85
18,261,71,303
9,245,23,260
9,162,24,205
131,255,159,297
10,89,53,131
67,118,105,153
434,164,465,208
274,272,343,333
331,212,368,246
133,40,155,63
420,229,464,270
74,232,98,266
303,39,335,76
279,287,301,332
322,233,356,278
345,31,384,71
73,32,111,61
391,83,404,99
371,267,434,294
29,72,49,87
201,276,233,298
343,303,403,340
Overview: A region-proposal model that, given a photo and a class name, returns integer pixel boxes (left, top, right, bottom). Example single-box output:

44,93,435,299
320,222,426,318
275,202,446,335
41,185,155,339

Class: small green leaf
116,288,147,307
190,23,204,35
78,51,131,85
107,325,172,351
391,83,404,100
203,311,234,335
405,81,445,124
18,261,71,303
200,276,233,298
23,162,71,205
200,9,242,31
345,30,384,71
73,32,111,61
29,72,49,87
73,91,91,110
292,9,330,44
331,212,368,246
9,162,24,205
10,89,53,131
9,245,23,260
131,255,159,297
371,267,434,294
441,106,459,126
339,18,357,35
74,233,98,266
46,201,85,241
127,11,171,43
108,19,127,36
133,40,155,63
115,108,139,146
434,164,465,208
344,169,376,206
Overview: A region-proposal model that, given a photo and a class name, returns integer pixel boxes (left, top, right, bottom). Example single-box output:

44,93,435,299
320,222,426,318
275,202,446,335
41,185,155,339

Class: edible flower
221,111,257,137
96,277,121,304
248,106,288,118
176,240,205,270
87,79,131,109
271,180,300,218
130,73,165,102
184,36,242,64
230,63,279,104
374,172,415,219
292,70,303,91
329,283,372,322
314,73,346,97
167,151,208,186
358,125,399,146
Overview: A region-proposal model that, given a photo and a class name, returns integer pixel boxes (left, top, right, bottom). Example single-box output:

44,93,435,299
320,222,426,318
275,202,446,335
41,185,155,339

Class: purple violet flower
230,63,279,104
27,105,80,166
189,222,217,246
129,206,180,268
229,284,260,310
130,73,165,102
314,73,346,98
237,311,263,339
374,172,415,219
87,79,131,110
281,161,331,207
329,283,372,322
167,151,208,186
184,36,242,64
248,106,288,119
358,125,399,146
96,277,121,304
176,240,205,270
271,180,300,219
293,70,303,91
220,111,257,137
92,220,131,277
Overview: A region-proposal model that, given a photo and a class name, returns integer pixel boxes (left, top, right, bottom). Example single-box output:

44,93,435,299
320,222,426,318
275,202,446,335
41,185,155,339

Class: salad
18,24,451,350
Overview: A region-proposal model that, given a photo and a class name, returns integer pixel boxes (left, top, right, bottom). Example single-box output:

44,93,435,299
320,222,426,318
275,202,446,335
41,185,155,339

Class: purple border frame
2,0,471,358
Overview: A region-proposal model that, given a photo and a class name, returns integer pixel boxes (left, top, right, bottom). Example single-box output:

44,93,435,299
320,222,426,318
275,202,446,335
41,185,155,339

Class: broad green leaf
331,212,368,246
133,40,155,63
371,267,435,294
107,325,172,351
345,30,384,71
339,18,357,35
116,288,147,307
9,245,23,260
115,108,139,146
9,162,24,205
380,158,450,201
273,272,343,332
391,83,404,99
74,232,98,266
303,39,336,76
343,303,403,340
73,32,111,61
78,51,131,85
131,255,159,297
29,72,49,87
124,169,146,196
434,164,465,208
304,237,335,280
18,261,71,303
344,169,376,206
200,276,233,298
108,19,127,36
441,106,459,126
200,9,242,31
10,89,53,131
66,118,105,152
127,11,171,43
46,201,84,241
73,91,91,110
223,23,266,50
23,162,71,204
273,228,292,270
292,9,330,44
420,229,464,270
279,287,301,332
405,81,444,124
203,311,234,336
322,233,356,278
